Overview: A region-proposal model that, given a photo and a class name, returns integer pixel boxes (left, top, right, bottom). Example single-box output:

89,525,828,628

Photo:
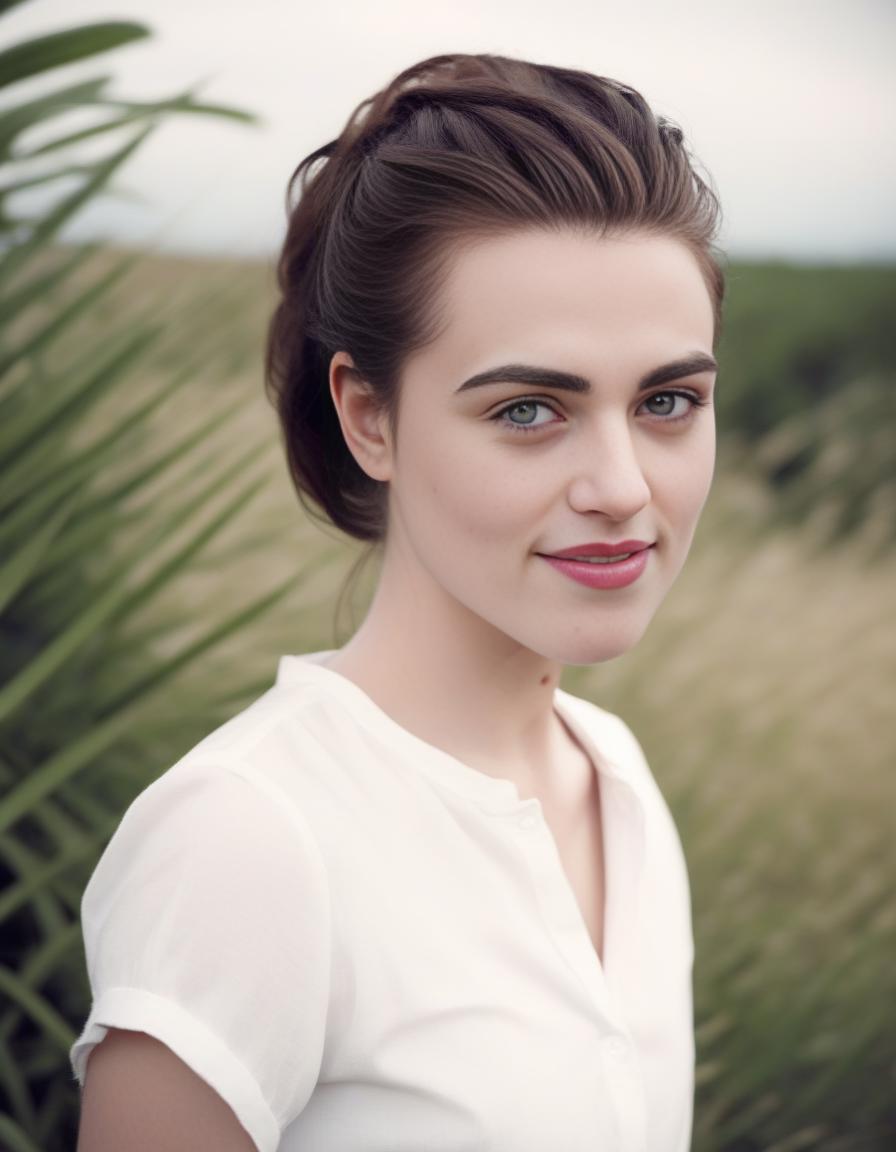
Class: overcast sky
4,0,895,262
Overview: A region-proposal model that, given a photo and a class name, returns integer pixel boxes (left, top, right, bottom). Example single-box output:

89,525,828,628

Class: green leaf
0,252,135,380
0,962,76,1053
0,0,35,18
0,23,150,92
0,1112,45,1152
95,87,259,126
0,1030,37,1147
0,242,99,327
17,95,257,162
0,318,155,478
0,491,78,614
0,458,269,724
0,839,70,988
102,574,295,716
0,121,154,285
0,164,89,205
40,395,251,557
0,572,292,836
0,76,109,159
13,110,159,158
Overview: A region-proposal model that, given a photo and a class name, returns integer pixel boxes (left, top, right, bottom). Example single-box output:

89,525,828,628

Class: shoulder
151,674,372,814
73,734,335,1143
94,673,387,897
79,754,332,951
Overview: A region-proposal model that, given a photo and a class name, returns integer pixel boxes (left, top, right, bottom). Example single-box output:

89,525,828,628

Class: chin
526,615,654,668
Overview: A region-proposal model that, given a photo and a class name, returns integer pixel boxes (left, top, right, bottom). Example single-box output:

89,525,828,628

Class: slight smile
536,543,655,589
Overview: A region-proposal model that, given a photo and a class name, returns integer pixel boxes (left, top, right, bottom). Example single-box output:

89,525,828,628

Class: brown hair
264,52,726,543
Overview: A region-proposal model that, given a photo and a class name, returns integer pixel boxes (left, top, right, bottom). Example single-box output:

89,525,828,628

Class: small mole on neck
540,674,550,686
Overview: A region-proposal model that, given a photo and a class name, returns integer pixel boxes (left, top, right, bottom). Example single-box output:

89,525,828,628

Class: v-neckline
276,649,636,803
275,650,647,1005
531,720,608,969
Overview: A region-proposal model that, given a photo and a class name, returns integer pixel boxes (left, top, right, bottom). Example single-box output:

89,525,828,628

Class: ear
328,351,393,483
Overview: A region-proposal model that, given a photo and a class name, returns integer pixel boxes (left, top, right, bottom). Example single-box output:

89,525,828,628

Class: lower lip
539,547,652,589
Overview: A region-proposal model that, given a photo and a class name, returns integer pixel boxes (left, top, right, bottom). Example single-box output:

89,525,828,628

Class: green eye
492,399,560,434
508,402,539,424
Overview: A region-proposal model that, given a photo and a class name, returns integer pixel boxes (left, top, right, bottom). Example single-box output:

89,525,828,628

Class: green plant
716,262,896,553
0,6,295,1149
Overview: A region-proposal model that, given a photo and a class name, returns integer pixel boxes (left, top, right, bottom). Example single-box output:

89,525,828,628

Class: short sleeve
69,761,332,1152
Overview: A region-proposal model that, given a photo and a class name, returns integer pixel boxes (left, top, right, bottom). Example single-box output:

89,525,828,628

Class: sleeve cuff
68,986,280,1152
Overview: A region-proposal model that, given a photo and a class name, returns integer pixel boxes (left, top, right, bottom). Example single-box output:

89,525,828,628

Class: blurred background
0,1,893,1149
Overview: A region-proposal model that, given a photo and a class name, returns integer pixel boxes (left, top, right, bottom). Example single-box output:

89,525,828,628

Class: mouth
536,544,654,589
552,553,637,564
537,542,656,563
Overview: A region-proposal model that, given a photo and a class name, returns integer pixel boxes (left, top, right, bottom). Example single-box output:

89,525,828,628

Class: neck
323,534,569,789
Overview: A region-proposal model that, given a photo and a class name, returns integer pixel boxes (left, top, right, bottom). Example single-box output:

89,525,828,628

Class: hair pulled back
264,52,726,542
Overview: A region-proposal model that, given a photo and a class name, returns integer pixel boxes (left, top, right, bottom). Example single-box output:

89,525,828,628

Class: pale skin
75,226,716,1150
326,225,717,963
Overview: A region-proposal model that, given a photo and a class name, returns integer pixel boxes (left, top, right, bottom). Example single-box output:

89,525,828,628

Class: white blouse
70,650,695,1152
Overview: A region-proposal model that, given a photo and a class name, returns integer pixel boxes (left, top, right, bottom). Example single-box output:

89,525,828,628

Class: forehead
406,228,715,385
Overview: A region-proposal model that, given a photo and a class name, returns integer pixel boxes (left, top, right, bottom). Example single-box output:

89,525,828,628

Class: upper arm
69,763,332,1151
77,1028,258,1152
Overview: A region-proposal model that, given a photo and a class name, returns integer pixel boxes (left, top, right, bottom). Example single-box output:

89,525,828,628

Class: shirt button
518,814,538,831
603,1035,629,1062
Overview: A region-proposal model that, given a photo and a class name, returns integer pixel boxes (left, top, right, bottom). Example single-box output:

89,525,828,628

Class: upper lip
540,540,654,558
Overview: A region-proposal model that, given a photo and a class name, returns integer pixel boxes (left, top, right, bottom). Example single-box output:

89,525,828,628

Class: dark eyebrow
454,352,718,395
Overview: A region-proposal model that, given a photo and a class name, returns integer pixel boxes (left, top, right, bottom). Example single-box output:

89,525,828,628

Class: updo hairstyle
264,52,726,543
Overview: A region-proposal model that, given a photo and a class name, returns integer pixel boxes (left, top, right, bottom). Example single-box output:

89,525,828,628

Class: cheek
663,421,714,496
404,436,540,543
659,431,716,546
690,424,717,506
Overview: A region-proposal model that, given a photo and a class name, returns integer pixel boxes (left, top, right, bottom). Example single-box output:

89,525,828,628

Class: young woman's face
383,228,717,665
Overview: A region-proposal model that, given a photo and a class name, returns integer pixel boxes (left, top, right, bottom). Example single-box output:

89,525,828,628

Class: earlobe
328,351,393,483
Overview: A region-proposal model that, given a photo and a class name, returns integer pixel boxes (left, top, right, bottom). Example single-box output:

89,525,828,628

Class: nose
565,417,652,521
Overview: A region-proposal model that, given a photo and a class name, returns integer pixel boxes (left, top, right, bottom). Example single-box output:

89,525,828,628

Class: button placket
602,1034,630,1063
506,798,620,1027
601,1032,647,1151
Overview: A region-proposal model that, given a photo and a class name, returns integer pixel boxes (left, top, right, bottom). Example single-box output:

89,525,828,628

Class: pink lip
544,539,653,558
539,545,653,589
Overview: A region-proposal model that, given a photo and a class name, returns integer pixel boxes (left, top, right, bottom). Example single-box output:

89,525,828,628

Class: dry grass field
56,247,896,1145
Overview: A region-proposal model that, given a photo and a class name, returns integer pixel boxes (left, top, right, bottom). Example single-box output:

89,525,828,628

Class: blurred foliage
563,459,896,1150
0,1,893,1148
716,262,895,556
0,6,297,1151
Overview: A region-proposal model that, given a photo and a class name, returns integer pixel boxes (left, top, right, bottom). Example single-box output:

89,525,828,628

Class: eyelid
488,395,564,428
488,386,706,415
485,392,563,414
489,387,709,432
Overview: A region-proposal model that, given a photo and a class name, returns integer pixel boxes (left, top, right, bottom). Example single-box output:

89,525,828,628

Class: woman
72,53,724,1152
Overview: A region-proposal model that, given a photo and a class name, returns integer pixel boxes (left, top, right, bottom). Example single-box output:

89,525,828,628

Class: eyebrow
455,351,718,395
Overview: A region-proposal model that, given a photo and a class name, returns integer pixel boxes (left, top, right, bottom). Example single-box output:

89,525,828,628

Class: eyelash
490,390,710,435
